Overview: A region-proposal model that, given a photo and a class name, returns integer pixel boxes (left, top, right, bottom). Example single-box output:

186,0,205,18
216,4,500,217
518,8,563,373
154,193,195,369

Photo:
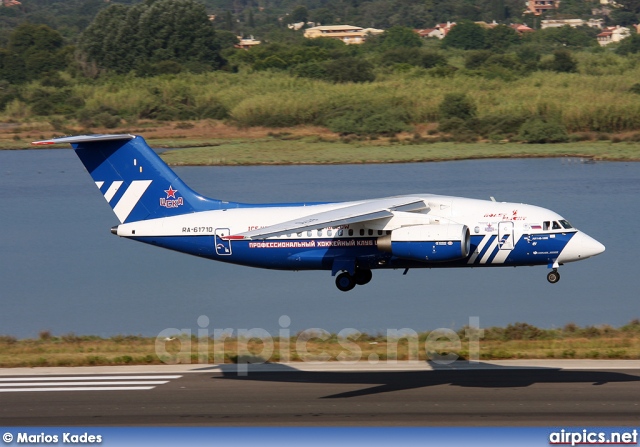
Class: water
1,149,638,338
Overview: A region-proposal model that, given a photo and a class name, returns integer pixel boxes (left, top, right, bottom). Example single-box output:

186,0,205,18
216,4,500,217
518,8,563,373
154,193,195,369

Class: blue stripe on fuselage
128,232,576,271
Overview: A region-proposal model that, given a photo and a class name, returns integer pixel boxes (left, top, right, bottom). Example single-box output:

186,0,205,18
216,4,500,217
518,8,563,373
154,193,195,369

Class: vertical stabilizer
33,134,225,223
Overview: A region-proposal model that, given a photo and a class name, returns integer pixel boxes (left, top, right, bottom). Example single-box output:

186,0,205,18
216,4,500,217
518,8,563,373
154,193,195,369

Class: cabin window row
279,229,392,238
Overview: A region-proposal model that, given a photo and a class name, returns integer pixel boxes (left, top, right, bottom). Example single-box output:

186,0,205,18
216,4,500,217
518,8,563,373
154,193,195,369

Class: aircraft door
498,221,514,250
215,228,232,256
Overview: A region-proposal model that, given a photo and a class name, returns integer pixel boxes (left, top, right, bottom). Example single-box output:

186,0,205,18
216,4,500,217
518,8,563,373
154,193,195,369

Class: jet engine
377,224,470,262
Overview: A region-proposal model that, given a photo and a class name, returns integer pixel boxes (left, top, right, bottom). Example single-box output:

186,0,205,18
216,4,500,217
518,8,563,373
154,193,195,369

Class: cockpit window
543,221,550,231
552,221,561,230
559,220,573,229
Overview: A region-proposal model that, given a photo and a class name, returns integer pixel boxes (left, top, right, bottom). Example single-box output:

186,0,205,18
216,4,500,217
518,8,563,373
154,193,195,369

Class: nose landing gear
547,269,560,284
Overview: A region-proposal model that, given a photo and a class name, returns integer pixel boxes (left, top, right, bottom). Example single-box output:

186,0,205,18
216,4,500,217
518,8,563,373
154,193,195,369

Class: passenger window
348,229,353,236
337,229,343,237
552,221,561,230
543,221,550,231
368,229,373,236
317,229,323,237
359,229,364,236
377,230,383,236
297,232,302,237
307,230,312,237
386,230,391,235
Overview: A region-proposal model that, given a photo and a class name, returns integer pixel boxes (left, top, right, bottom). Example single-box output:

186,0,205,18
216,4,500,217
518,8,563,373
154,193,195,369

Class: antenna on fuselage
490,196,497,202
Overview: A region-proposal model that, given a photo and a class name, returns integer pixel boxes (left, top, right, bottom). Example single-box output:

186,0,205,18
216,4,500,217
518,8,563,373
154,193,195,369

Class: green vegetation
0,0,639,146
1,321,639,367
158,139,640,166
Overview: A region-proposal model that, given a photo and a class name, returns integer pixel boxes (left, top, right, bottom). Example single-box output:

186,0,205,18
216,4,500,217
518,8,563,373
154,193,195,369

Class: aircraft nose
558,231,605,263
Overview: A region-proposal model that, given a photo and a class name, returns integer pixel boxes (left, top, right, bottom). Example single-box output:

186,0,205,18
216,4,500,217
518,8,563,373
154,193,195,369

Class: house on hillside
597,25,631,46
526,0,559,15
541,19,587,28
303,25,383,44
235,37,261,50
414,22,456,40
510,23,535,34
1,0,21,6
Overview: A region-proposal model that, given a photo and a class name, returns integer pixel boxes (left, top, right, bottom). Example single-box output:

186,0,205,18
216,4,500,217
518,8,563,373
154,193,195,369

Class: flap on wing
32,134,136,146
233,197,428,240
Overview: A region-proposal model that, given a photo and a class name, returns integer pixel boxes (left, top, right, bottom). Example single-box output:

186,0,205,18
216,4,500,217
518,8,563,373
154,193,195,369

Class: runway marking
0,375,181,382
0,381,169,387
0,375,182,393
0,386,156,393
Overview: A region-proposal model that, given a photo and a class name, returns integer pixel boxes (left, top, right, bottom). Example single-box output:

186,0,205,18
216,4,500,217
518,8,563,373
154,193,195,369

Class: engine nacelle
378,224,470,262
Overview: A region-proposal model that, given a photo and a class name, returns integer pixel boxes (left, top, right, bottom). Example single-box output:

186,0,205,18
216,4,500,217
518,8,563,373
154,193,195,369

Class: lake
1,149,638,339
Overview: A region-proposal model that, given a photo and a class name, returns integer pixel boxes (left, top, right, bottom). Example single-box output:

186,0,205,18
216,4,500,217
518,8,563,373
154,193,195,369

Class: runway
1,361,640,426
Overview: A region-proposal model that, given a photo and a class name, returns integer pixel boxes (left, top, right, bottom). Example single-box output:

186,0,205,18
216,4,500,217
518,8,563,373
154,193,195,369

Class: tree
2,23,69,82
610,9,638,27
309,8,335,26
616,33,640,55
79,0,225,75
525,25,597,49
616,0,640,14
485,24,520,52
224,11,234,32
543,49,578,73
492,0,506,21
442,21,487,50
377,26,423,50
288,6,308,24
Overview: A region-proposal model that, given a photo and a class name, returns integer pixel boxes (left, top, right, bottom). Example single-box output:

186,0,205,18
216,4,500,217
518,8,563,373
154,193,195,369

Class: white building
597,26,631,46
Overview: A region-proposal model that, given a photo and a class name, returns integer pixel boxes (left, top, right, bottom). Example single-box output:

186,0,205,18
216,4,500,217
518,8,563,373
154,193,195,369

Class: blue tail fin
33,134,226,223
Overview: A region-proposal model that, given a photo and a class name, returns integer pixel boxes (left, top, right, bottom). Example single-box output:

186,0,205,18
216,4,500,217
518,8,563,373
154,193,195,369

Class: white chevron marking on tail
113,180,152,223
95,181,104,189
104,181,123,203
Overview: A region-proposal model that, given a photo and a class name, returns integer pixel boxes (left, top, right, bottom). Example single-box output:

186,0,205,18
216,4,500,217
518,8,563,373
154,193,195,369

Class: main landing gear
335,269,373,292
547,269,560,284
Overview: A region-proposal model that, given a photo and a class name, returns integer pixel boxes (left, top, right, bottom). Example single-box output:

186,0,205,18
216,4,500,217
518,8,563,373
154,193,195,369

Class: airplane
33,134,605,292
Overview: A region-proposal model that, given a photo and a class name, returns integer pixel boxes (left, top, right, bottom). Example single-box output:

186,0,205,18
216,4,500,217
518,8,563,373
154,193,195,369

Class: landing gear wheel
547,270,560,284
354,269,373,286
336,272,356,292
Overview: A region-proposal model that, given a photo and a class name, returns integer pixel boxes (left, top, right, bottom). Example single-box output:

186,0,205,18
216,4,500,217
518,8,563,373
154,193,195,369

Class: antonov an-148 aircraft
33,134,605,292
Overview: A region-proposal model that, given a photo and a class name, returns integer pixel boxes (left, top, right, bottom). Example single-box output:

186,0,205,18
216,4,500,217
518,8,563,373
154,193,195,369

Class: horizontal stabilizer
32,134,136,145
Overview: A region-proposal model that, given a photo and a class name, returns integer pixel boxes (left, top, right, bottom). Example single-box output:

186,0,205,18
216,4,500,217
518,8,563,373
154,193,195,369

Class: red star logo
165,185,178,199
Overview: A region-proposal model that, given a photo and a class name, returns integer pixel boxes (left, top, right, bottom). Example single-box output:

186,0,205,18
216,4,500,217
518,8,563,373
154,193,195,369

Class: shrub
503,322,543,340
0,335,17,345
438,117,469,133
324,57,375,83
326,108,410,136
541,50,578,73
291,61,328,80
439,93,477,121
518,118,569,143
465,50,492,70
469,114,527,137
78,106,121,128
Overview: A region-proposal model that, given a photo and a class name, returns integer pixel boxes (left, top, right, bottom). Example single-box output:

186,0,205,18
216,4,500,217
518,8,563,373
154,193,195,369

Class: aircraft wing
231,197,428,240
